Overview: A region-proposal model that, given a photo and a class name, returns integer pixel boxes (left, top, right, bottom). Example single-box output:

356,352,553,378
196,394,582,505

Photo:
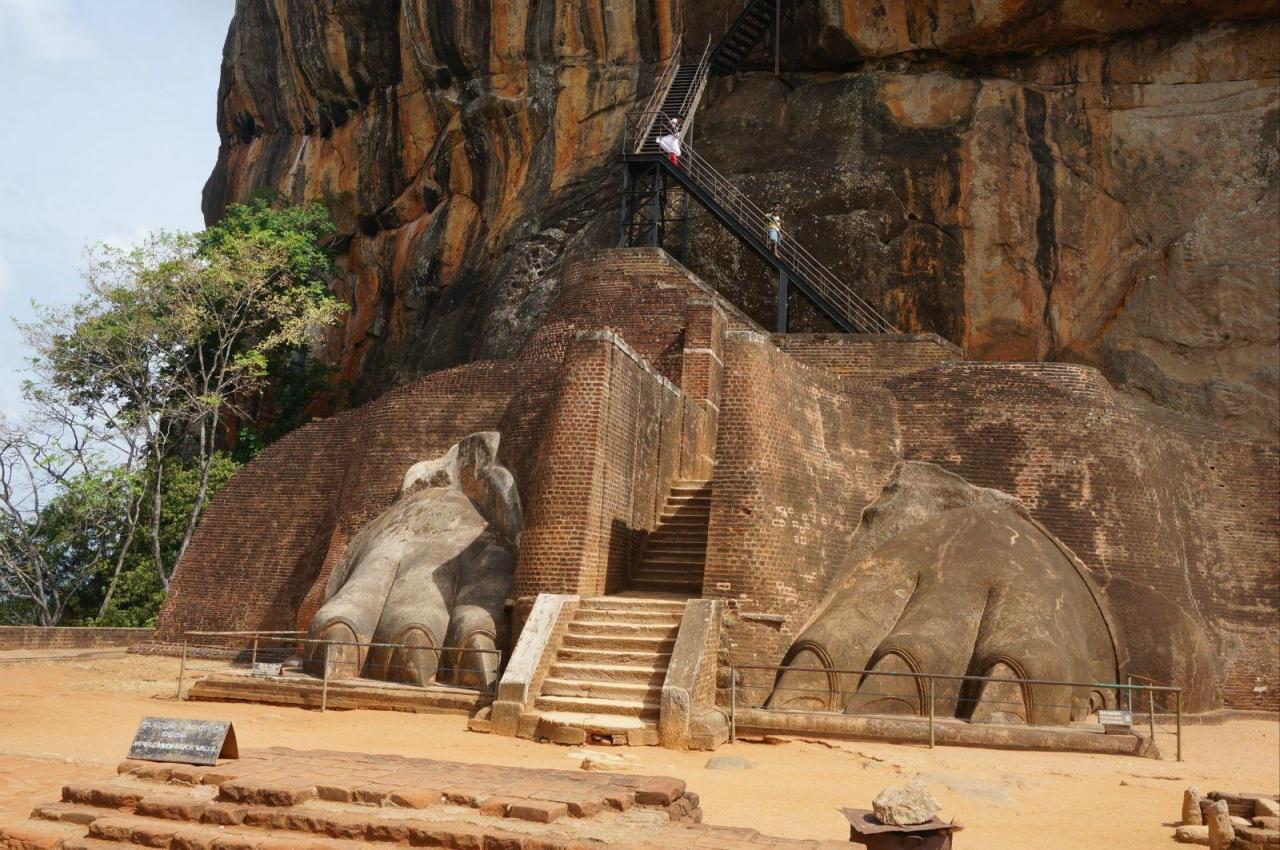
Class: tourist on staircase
766,206,783,255
658,116,682,166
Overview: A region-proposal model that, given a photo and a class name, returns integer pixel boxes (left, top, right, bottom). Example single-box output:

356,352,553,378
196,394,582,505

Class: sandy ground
0,656,1276,849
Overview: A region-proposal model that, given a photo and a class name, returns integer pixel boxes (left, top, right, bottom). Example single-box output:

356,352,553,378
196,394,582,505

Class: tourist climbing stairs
622,25,897,335
630,34,712,156
709,0,778,74
532,596,687,744
629,480,711,594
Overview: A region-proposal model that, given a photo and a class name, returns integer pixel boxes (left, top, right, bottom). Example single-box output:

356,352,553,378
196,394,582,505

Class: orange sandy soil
1,656,1276,849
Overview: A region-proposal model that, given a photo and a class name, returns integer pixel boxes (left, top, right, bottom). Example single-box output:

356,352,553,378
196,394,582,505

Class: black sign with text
127,717,238,766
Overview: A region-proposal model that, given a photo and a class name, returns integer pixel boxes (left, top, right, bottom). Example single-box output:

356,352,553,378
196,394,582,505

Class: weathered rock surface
871,781,942,827
689,15,1279,439
206,1,1278,439
1175,824,1211,845
205,0,679,407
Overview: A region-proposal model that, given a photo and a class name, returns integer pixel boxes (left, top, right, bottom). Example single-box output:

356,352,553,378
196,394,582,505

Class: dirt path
1,656,1275,848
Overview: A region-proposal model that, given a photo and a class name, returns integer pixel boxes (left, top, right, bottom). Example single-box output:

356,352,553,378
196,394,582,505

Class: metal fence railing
175,630,502,711
730,663,1183,761
622,110,898,335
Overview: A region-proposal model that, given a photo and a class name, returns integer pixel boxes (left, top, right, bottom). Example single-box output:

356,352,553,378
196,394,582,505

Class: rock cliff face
205,0,1279,438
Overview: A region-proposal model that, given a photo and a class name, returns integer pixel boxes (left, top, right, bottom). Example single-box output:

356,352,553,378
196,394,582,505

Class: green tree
20,201,344,614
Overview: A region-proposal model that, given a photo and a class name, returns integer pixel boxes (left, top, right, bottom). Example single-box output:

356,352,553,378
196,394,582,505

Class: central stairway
532,596,686,745
629,480,711,594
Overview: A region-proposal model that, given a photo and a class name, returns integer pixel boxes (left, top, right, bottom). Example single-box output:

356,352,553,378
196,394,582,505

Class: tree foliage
0,200,343,624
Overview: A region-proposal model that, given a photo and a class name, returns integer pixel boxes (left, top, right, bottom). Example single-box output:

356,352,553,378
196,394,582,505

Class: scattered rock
704,756,753,770
1173,824,1210,845
1183,787,1203,826
872,781,942,826
1230,815,1250,829
579,753,633,772
1205,800,1234,850
1257,797,1280,819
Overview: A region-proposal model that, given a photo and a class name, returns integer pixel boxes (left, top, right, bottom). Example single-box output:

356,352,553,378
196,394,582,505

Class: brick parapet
887,361,1279,711
0,627,153,651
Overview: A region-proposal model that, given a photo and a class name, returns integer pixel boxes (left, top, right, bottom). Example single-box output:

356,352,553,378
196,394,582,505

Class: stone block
479,796,518,817
314,784,352,802
387,789,441,809
633,777,686,807
136,796,208,821
507,800,568,824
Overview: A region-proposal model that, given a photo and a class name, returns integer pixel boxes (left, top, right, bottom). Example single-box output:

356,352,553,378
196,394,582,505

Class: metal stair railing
633,34,684,155
673,38,713,138
624,110,897,335
710,0,775,70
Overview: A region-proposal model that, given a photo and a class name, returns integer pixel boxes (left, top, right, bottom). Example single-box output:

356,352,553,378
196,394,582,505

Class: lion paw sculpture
305,432,520,689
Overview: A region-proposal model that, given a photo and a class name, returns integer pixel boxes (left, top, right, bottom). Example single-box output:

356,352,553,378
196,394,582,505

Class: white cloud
0,0,93,61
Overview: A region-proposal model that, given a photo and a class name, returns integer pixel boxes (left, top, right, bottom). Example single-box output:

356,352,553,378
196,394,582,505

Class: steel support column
776,269,789,332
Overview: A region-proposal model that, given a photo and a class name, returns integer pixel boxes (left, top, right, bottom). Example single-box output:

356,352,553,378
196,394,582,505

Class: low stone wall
0,627,153,651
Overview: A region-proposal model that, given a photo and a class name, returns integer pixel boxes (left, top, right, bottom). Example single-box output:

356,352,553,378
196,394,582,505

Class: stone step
555,646,674,665
531,710,656,736
561,633,676,652
643,540,708,554
578,597,688,612
533,694,660,719
548,661,668,684
626,579,701,594
629,569,702,584
0,818,86,849
639,553,705,567
569,607,683,625
657,511,710,525
567,620,679,638
541,677,661,701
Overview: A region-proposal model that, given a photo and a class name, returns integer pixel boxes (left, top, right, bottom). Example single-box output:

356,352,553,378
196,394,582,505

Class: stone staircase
628,481,710,594
531,596,687,745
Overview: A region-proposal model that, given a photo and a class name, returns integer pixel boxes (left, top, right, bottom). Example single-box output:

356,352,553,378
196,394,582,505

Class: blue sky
0,0,235,419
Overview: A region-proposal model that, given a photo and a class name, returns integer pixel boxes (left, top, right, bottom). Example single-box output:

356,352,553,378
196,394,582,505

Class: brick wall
705,331,902,696
515,332,712,598
153,360,519,646
772,332,960,384
0,627,153,651
153,248,746,648
886,362,1279,710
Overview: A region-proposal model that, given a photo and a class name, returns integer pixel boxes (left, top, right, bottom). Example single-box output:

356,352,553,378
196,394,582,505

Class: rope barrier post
176,638,187,701
320,642,330,713
1147,688,1155,745
1175,690,1182,762
251,634,259,668
927,676,935,749
730,668,737,744
773,0,781,78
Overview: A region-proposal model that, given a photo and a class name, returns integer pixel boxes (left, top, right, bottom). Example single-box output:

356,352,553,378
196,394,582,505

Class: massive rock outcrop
204,1,1279,437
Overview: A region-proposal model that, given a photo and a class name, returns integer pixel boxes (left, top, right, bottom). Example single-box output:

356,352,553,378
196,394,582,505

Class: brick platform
0,748,850,850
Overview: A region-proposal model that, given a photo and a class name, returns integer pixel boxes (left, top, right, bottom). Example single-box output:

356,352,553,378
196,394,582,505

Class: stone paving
0,748,849,850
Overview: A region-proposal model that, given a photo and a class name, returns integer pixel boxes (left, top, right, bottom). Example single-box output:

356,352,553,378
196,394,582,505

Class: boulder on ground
872,781,942,826
1173,824,1209,845
1182,787,1202,825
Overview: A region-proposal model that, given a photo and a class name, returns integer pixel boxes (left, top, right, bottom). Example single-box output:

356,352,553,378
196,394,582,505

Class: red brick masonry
0,627,153,651
0,748,850,850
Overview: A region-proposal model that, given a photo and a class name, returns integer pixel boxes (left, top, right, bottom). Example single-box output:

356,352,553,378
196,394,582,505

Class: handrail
633,33,684,155
730,661,1183,760
624,109,897,334
710,0,771,67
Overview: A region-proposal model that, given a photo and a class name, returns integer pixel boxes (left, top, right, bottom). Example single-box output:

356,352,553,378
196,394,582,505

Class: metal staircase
621,23,896,335
709,0,778,74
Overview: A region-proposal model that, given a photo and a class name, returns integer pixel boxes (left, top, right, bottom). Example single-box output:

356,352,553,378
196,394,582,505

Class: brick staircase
628,480,710,594
531,596,687,745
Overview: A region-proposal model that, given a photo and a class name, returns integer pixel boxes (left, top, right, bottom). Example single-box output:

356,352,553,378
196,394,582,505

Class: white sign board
251,662,283,677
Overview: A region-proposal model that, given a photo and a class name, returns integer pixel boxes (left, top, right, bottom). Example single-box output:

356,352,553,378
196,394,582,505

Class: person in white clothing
658,116,682,166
